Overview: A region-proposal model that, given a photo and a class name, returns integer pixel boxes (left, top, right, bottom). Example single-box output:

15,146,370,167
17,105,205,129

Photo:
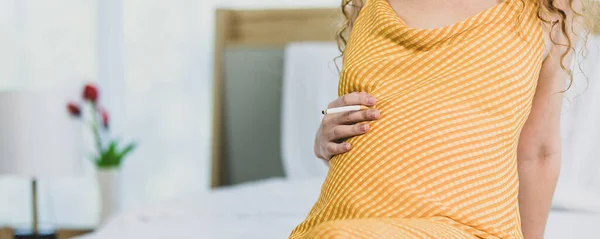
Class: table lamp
0,90,83,238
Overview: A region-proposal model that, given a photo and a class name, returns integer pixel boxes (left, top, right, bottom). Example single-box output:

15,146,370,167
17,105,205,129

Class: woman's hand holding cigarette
315,92,380,162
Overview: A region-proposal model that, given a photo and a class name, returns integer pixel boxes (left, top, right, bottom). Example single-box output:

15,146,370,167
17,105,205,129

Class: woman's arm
517,51,565,239
517,1,581,238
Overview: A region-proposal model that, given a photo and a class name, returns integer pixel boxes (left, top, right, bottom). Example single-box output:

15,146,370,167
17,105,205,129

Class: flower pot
96,168,120,224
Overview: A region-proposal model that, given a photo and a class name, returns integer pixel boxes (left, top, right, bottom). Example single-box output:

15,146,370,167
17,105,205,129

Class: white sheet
76,179,321,239
78,178,600,239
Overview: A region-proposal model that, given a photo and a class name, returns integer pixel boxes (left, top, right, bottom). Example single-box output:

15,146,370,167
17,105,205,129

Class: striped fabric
289,0,545,238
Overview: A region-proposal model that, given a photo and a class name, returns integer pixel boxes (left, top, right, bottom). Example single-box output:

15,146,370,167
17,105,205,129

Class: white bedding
78,178,600,239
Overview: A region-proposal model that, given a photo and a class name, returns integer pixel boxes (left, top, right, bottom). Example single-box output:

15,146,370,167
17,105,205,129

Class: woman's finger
329,124,370,141
334,109,380,125
328,92,376,108
324,142,352,159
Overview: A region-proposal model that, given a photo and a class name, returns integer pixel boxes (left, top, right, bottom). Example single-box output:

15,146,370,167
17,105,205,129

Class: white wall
0,0,98,229
117,0,214,209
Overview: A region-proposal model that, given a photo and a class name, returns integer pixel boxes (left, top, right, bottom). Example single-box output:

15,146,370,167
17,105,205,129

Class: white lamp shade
0,91,83,179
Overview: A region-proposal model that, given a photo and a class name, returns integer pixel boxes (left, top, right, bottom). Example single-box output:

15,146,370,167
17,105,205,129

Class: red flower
67,102,81,117
100,108,109,129
83,84,99,103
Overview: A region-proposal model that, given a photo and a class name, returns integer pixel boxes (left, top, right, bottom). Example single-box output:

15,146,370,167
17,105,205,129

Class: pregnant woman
290,0,597,238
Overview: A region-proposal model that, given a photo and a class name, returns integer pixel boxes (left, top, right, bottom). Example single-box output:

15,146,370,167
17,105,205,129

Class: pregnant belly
324,99,519,217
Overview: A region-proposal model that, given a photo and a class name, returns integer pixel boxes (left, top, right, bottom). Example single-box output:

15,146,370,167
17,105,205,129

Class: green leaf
118,142,137,163
96,140,117,168
110,141,120,166
93,140,137,168
107,140,118,154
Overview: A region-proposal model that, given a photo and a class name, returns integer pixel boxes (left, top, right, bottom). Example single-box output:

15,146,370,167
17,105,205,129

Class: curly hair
336,0,600,90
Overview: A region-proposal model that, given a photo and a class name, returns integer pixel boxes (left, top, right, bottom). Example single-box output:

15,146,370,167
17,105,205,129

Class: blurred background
1,0,599,238
0,0,340,230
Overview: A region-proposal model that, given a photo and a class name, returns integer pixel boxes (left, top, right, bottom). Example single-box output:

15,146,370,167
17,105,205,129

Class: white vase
96,168,120,224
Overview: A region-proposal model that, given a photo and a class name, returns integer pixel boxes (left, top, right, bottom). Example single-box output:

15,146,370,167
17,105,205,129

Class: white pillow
281,42,340,180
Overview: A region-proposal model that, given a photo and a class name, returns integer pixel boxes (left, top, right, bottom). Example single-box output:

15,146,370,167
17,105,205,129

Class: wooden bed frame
211,8,341,187
210,2,600,188
0,228,13,239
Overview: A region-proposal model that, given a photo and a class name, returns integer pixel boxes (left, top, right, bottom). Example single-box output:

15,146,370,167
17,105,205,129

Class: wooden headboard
211,8,340,187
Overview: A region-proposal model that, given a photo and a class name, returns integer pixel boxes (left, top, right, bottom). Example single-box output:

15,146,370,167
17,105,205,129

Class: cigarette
322,105,370,115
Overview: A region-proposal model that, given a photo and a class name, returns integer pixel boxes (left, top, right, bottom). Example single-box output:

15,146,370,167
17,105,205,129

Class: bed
77,178,600,239
78,5,600,239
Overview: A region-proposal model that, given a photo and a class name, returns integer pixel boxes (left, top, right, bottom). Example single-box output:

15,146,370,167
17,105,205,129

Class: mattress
78,178,600,239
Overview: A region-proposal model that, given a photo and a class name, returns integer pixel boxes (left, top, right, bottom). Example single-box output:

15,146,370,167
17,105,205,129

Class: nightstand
0,228,14,239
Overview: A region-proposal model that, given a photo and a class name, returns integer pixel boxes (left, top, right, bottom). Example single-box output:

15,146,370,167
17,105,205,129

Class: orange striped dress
289,0,545,238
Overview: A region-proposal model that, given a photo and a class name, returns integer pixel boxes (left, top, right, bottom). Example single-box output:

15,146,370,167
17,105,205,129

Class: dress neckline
378,0,513,32
366,0,520,49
